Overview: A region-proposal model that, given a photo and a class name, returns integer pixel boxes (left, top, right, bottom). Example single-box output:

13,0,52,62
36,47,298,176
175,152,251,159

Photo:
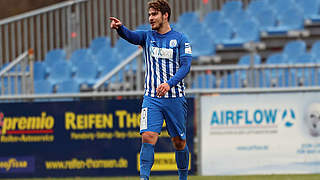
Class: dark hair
148,0,171,22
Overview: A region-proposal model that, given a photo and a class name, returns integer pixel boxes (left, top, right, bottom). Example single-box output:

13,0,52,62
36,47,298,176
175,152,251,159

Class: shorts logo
169,39,177,48
140,108,148,131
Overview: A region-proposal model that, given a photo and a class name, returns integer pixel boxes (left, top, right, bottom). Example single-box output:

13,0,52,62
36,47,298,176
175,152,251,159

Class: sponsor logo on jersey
150,47,173,59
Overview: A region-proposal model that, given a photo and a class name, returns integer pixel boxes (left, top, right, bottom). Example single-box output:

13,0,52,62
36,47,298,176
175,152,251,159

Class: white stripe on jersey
155,56,161,97
161,58,169,98
144,46,150,97
149,49,156,97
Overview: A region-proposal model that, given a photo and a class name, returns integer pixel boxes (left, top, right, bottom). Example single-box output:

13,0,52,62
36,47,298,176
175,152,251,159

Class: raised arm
109,17,146,46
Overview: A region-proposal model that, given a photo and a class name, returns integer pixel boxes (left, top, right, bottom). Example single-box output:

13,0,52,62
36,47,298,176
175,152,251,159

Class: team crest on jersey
169,39,177,48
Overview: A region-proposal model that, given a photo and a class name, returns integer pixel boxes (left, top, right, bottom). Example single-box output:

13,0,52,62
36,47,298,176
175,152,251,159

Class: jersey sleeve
179,34,192,58
116,25,146,46
166,34,192,88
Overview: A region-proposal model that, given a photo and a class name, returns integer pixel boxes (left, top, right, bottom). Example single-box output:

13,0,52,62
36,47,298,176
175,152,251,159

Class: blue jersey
117,26,192,98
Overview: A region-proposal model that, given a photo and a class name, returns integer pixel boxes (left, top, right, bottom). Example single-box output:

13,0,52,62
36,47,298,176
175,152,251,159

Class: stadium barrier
0,98,195,178
0,50,34,96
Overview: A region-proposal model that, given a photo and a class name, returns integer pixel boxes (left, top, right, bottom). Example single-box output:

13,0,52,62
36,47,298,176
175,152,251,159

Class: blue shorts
140,95,188,140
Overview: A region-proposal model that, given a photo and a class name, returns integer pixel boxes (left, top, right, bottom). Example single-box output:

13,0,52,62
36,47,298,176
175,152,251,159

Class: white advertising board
200,92,320,175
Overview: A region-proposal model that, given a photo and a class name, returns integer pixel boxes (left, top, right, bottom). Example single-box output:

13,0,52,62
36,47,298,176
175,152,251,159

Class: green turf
2,174,320,180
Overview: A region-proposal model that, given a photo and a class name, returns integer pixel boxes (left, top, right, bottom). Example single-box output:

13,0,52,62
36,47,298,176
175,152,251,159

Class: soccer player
110,0,192,179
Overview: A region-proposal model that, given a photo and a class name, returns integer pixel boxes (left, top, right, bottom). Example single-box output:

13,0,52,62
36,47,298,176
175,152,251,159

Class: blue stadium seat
192,73,216,89
265,53,289,87
228,9,253,27
238,54,261,65
203,11,223,27
255,8,277,32
219,72,241,88
223,19,260,46
311,41,320,62
264,7,304,34
269,0,295,15
89,36,111,54
221,1,243,17
114,38,138,60
266,53,287,64
176,12,200,28
74,60,98,85
56,79,80,93
95,47,119,76
283,40,307,63
44,49,66,67
295,53,315,64
246,0,269,17
207,21,233,44
190,33,215,58
295,0,320,20
183,21,207,39
3,77,22,95
278,7,304,30
34,61,48,81
70,48,95,66
34,80,53,94
47,61,73,85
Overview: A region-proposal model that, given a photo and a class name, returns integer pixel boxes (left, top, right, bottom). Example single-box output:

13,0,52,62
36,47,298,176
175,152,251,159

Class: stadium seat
114,38,138,60
246,0,269,17
73,60,98,85
203,11,223,27
3,77,22,95
34,79,53,94
295,0,320,20
47,61,73,85
221,1,243,17
34,61,48,81
265,53,289,87
192,73,216,89
255,8,277,32
176,12,200,29
70,48,95,66
56,79,80,93
278,7,304,30
219,72,241,88
310,41,320,62
269,0,295,15
282,40,307,63
190,34,215,58
183,21,207,39
207,21,233,44
95,47,119,76
44,49,66,67
89,36,111,54
228,10,253,27
295,53,315,64
238,54,261,65
266,53,287,64
223,19,260,46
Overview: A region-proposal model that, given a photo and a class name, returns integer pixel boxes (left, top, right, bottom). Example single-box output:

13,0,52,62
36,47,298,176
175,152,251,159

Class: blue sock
175,145,189,180
140,143,154,180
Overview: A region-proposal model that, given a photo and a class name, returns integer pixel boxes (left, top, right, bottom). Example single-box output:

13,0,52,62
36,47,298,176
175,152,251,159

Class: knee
172,137,186,150
142,131,158,145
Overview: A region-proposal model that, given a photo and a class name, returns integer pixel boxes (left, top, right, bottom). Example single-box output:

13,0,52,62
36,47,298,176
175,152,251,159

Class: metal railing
0,50,34,96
